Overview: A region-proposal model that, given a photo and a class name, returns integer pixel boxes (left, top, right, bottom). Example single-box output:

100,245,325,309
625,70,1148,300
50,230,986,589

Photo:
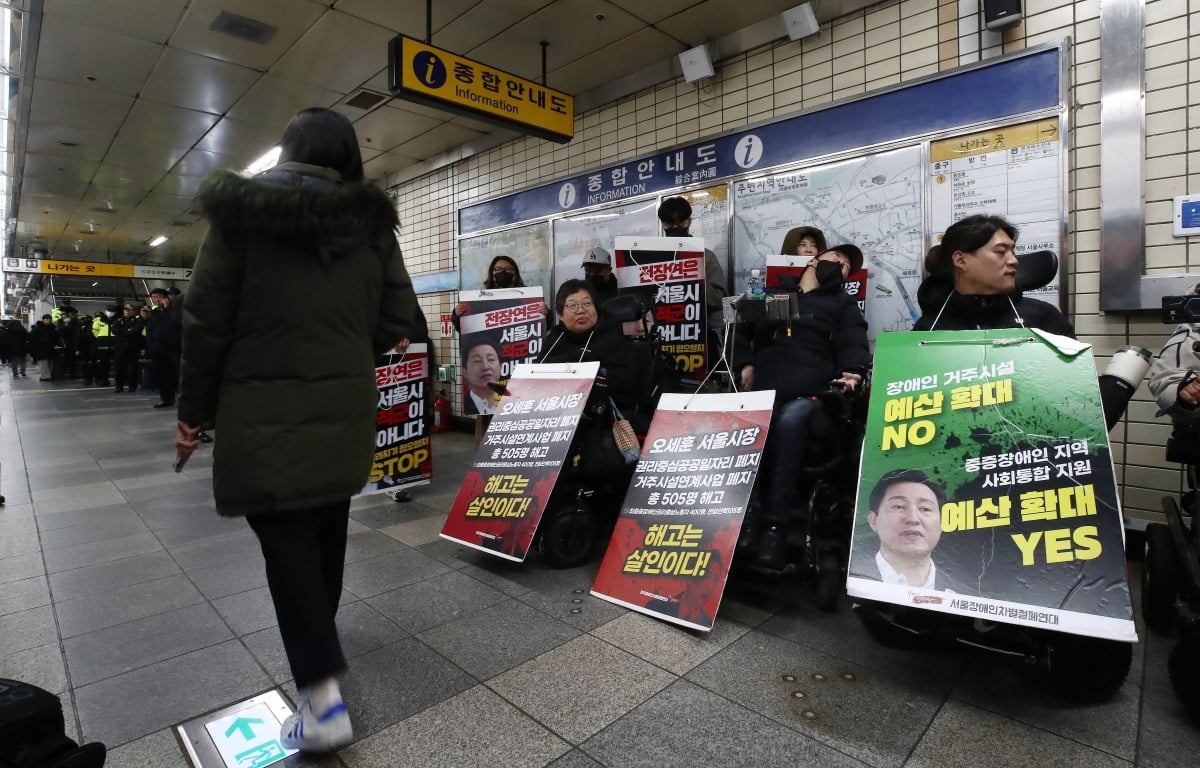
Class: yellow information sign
18,259,133,277
388,35,574,144
929,119,1060,162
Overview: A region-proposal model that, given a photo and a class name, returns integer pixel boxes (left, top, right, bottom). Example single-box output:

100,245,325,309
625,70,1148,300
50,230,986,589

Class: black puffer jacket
913,275,1075,336
180,162,418,516
540,318,655,430
733,284,870,401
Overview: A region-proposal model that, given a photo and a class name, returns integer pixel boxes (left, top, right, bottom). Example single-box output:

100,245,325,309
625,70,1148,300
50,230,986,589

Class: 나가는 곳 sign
388,35,574,144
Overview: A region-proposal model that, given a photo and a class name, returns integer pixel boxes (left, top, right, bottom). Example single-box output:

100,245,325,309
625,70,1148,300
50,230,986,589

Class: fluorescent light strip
244,146,281,176
148,235,168,248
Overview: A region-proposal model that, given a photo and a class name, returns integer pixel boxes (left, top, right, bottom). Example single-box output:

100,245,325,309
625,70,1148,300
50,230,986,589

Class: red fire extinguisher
433,390,451,433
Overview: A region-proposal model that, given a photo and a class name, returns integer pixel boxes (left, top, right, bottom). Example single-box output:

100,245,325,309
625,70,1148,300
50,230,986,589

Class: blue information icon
412,51,447,88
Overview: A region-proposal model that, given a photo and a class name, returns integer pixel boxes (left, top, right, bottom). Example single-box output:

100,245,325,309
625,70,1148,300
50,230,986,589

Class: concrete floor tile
212,585,280,636
74,640,271,749
365,570,509,634
0,531,41,557
33,479,121,504
548,750,606,768
33,488,130,517
32,501,139,531
64,602,233,686
582,679,867,768
0,605,58,657
102,728,187,768
42,532,163,574
0,574,51,616
489,634,675,743
953,642,1140,760
187,557,268,601
378,513,448,547
517,571,629,632
338,601,408,660
342,684,570,767
343,529,407,564
48,551,181,600
417,599,580,680
0,552,45,585
241,628,291,685
591,611,751,675
170,530,261,571
0,641,68,695
686,629,943,768
150,514,247,549
38,513,150,551
55,573,205,638
1137,682,1200,768
341,547,450,598
905,700,1130,768
337,637,476,739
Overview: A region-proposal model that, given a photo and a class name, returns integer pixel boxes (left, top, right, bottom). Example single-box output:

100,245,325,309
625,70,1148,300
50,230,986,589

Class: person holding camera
1149,282,1200,424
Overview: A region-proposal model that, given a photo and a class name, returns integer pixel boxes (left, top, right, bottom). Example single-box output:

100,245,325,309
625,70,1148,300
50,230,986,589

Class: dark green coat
180,162,419,516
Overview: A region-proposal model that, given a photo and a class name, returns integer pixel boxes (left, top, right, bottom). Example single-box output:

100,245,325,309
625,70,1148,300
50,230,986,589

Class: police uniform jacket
180,162,419,516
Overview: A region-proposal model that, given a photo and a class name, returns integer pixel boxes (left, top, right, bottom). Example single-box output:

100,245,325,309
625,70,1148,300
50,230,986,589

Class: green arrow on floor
224,716,264,741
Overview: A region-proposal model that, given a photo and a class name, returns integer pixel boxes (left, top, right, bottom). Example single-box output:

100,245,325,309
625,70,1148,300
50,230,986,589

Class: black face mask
814,260,845,287
492,271,516,288
586,273,613,289
663,226,689,237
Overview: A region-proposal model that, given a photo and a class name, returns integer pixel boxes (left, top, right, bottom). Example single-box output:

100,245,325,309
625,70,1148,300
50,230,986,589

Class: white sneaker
280,697,353,752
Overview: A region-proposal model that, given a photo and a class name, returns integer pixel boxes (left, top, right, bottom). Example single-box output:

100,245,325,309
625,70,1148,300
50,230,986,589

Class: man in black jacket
734,245,871,568
147,288,180,407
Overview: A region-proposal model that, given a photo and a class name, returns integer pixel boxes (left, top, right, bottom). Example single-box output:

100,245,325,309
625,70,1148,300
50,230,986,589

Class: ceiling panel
269,11,397,94
546,26,681,95
381,96,465,123
227,74,344,129
173,148,235,178
332,0,474,37
353,107,444,153
657,0,804,44
34,17,163,95
152,173,203,198
194,117,283,165
172,0,327,71
22,153,97,184
92,163,165,194
42,0,190,44
28,78,133,134
434,0,539,55
393,123,485,161
362,148,421,180
607,0,701,25
119,99,221,148
140,48,261,116
102,134,188,175
468,0,643,80
24,122,113,163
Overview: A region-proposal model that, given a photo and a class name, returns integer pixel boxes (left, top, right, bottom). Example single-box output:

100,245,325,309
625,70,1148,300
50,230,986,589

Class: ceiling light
244,146,281,176
148,235,168,248
91,281,99,287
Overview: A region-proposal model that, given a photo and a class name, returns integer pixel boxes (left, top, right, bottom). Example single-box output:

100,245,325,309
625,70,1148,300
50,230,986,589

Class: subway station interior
2,0,1200,766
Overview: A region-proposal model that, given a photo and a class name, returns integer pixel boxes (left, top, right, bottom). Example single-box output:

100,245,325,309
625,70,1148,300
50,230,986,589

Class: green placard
847,329,1135,642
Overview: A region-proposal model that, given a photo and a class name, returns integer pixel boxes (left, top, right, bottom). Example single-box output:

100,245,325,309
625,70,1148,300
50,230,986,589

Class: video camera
1162,295,1200,325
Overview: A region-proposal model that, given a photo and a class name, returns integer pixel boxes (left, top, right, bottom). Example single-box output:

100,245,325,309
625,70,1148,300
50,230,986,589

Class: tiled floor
1,372,1198,767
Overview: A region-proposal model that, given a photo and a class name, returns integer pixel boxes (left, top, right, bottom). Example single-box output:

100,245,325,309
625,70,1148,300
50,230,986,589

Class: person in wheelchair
914,214,1074,335
1149,281,1200,425
540,279,658,433
733,244,871,569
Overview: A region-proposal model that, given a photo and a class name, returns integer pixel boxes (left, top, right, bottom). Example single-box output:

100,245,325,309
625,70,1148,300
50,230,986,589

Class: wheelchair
730,381,868,612
1141,427,1200,721
535,295,685,569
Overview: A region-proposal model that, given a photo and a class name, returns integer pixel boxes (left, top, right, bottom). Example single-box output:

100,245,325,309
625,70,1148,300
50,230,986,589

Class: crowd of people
0,290,186,408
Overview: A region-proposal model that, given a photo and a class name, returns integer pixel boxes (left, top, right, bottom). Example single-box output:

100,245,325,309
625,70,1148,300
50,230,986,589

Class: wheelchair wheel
1169,637,1200,723
1142,522,1179,631
811,552,843,613
854,601,935,649
1045,633,1131,704
540,506,598,569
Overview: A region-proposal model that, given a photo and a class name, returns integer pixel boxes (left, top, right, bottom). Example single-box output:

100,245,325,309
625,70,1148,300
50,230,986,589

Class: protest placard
459,287,547,415
362,344,432,495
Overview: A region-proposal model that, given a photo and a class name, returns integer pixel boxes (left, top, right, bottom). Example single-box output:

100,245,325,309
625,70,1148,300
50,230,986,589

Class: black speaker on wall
982,0,1022,30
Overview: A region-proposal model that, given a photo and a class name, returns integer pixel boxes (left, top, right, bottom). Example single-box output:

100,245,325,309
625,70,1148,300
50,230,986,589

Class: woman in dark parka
176,107,418,752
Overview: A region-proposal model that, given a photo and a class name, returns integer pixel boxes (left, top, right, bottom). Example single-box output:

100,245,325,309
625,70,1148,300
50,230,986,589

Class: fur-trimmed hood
196,162,400,248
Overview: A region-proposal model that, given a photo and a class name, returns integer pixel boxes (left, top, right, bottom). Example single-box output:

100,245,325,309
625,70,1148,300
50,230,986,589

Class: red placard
361,344,432,495
440,362,598,561
590,391,773,631
765,257,868,311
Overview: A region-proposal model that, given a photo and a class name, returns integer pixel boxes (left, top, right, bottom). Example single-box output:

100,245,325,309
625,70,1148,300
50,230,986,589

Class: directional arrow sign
224,717,264,741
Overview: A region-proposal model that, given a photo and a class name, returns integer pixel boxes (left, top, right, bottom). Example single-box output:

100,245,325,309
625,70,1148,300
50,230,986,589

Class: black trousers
113,347,139,390
151,352,178,404
246,501,350,688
